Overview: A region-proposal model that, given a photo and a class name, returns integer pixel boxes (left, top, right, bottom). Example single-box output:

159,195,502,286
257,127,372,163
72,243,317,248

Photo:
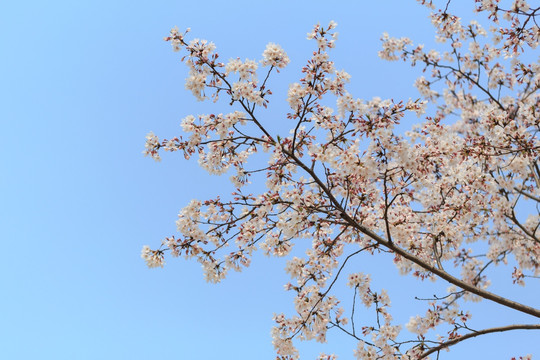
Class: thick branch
420,324,540,358
282,149,540,318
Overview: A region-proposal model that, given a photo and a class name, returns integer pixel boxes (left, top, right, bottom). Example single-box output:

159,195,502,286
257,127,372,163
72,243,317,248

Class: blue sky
2,1,538,359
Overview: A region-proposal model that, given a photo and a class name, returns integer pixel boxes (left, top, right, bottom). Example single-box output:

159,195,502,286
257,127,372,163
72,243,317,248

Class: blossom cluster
145,2,540,359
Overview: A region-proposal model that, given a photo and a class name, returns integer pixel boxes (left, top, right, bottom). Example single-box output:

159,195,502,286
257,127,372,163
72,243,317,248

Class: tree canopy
143,1,540,358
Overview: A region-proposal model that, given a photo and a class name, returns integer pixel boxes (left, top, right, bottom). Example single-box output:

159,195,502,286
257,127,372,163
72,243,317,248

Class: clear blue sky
1,1,537,359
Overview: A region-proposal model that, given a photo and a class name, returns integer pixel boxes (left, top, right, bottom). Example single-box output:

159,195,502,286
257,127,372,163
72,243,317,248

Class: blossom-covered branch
143,1,539,358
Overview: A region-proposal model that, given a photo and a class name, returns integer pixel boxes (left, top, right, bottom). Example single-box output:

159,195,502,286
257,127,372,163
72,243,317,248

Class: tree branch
420,324,540,358
282,149,540,318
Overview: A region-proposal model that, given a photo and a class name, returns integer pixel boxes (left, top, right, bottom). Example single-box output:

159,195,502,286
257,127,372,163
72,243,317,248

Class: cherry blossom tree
142,0,540,358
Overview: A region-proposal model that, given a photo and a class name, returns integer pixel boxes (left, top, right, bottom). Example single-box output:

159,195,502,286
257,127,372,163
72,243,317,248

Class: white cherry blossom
145,5,540,359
